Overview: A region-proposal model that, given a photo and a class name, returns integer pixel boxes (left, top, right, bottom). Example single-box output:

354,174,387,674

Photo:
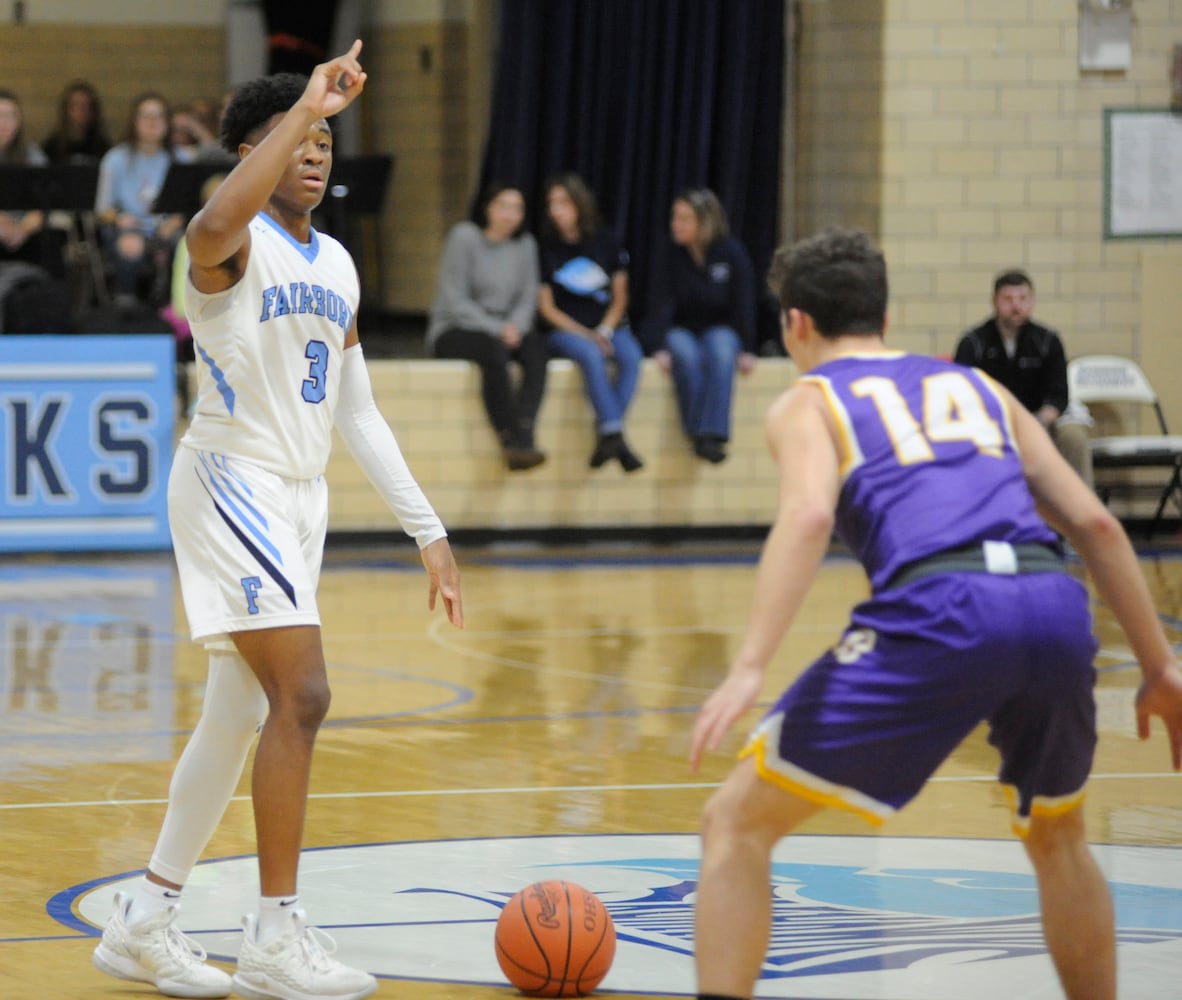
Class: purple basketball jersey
746,351,1095,828
801,352,1058,590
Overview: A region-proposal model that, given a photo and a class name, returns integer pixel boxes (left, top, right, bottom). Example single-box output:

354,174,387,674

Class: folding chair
1067,355,1182,536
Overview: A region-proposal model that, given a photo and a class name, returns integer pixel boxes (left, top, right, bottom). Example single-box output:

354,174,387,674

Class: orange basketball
494,879,616,997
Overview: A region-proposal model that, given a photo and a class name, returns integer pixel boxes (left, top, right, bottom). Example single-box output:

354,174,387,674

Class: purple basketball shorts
743,570,1098,831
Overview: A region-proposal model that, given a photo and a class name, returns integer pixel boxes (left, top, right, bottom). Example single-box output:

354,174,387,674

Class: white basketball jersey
181,212,360,480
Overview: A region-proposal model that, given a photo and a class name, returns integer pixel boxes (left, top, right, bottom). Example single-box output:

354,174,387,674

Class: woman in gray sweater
427,183,548,471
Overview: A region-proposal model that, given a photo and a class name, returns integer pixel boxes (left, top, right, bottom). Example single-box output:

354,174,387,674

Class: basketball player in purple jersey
688,228,1182,1000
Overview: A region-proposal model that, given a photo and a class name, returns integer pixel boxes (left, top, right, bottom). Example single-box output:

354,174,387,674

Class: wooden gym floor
2,538,1181,999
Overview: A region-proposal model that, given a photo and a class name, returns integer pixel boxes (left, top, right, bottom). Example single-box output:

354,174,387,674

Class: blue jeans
665,325,740,440
547,326,643,434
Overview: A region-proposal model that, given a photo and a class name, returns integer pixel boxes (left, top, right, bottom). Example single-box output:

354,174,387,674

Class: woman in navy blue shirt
647,188,757,463
537,173,644,472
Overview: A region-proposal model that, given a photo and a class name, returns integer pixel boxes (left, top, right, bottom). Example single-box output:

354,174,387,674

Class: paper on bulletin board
1103,108,1182,239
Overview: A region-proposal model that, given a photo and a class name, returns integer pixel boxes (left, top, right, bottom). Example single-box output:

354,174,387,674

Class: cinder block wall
0,24,225,146
795,0,1182,388
322,360,790,533
365,19,477,312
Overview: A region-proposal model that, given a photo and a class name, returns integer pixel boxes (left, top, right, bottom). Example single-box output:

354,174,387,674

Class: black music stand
315,154,394,236
151,162,233,217
0,164,99,289
0,163,99,213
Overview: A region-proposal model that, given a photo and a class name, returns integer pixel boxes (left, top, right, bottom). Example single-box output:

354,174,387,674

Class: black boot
504,446,546,471
590,432,623,469
616,437,644,473
693,436,727,464
501,428,546,471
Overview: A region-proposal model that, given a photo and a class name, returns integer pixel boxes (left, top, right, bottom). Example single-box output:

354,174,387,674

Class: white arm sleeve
334,345,447,549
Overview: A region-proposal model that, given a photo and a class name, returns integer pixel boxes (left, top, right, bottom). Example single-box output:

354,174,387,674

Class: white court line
1,771,1177,811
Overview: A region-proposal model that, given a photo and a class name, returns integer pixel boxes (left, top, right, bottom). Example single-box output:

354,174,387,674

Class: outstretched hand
302,39,367,120
421,537,464,629
1136,663,1182,770
688,664,764,772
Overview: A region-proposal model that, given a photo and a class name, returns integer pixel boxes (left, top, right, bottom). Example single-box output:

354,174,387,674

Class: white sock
127,876,182,925
256,895,301,944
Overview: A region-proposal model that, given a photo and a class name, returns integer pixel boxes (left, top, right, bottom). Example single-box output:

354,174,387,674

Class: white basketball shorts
168,444,328,649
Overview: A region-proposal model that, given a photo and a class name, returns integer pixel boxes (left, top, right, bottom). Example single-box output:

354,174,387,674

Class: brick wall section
175,351,1166,531
321,360,790,532
0,25,225,145
366,21,474,313
795,0,1181,365
793,3,885,240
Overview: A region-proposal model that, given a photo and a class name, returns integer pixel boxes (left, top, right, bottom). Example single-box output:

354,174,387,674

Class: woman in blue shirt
95,92,184,306
537,173,644,472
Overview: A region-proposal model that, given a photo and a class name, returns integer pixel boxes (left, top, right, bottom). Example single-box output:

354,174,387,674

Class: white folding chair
1067,354,1182,535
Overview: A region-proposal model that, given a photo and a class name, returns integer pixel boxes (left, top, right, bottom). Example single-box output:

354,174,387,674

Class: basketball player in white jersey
93,42,462,1000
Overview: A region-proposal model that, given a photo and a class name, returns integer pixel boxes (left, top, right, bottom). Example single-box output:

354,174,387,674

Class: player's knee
263,674,331,736
699,782,774,850
208,703,267,748
698,787,729,842
1023,806,1086,863
293,676,330,732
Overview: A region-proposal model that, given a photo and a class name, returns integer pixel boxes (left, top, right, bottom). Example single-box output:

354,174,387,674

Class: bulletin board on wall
1102,108,1182,240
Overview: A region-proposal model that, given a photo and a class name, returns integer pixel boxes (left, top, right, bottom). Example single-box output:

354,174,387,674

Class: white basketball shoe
232,908,377,1000
92,890,233,998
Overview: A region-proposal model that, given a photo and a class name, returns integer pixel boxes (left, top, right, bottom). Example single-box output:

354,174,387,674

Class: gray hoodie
426,221,539,351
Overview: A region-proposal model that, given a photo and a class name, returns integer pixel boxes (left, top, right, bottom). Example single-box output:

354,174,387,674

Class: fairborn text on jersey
258,281,353,332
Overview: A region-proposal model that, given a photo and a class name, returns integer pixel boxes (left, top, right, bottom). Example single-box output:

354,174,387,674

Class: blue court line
330,544,1182,573
343,551,768,572
327,702,705,729
1,702,706,747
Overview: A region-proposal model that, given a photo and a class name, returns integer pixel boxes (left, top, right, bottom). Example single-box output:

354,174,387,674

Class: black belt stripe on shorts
885,542,1065,591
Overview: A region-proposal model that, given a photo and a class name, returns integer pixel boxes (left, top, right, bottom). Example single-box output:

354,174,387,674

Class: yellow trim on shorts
1002,782,1087,838
741,733,887,828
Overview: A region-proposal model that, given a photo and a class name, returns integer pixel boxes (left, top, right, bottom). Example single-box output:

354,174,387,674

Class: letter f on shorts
240,576,263,615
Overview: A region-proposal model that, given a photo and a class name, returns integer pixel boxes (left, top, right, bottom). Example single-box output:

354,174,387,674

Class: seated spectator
194,90,239,166
42,80,111,166
954,270,1094,489
537,173,644,472
95,92,184,307
0,89,66,279
427,182,548,472
645,188,758,464
170,98,226,164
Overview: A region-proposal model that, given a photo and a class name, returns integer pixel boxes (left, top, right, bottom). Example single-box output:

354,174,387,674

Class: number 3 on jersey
302,340,329,403
851,371,1005,464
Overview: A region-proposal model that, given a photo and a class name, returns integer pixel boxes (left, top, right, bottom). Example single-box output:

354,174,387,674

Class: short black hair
220,72,310,153
768,227,888,339
993,269,1033,295
470,181,528,239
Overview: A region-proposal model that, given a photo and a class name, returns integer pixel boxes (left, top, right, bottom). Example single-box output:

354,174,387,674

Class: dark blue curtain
477,0,785,348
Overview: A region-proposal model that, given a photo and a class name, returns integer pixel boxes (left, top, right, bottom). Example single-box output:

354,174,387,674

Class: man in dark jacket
955,269,1093,488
